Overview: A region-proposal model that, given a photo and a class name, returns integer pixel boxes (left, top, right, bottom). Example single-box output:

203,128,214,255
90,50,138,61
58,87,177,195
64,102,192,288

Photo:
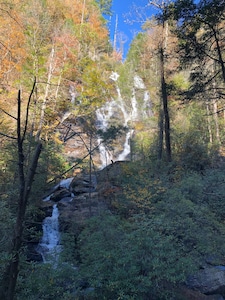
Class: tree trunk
158,104,164,160
212,26,225,84
160,46,172,162
3,88,42,300
36,45,55,140
206,101,213,144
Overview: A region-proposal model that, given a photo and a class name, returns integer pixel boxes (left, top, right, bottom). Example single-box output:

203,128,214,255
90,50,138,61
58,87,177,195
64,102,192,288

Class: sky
107,0,157,59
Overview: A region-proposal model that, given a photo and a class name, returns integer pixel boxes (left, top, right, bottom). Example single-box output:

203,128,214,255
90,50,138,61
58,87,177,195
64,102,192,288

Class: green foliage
201,168,225,220
10,158,225,299
97,125,127,143
116,64,134,100
68,161,225,299
0,197,14,283
16,262,79,300
176,131,210,171
75,212,198,299
95,0,113,15
78,59,115,113
126,33,147,69
168,72,190,97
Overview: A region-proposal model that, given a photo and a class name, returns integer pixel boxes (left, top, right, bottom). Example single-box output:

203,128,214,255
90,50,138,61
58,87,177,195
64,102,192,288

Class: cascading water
117,130,132,161
36,204,61,266
96,72,152,167
96,101,117,168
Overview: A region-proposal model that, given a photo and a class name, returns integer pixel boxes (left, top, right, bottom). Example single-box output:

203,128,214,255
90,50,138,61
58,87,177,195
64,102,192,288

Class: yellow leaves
80,60,115,110
133,121,145,131
51,132,63,145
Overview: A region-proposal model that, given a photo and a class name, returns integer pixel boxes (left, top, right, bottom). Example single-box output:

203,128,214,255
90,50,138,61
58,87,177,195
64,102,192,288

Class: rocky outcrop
186,266,225,296
40,161,128,224
70,173,97,194
174,285,224,300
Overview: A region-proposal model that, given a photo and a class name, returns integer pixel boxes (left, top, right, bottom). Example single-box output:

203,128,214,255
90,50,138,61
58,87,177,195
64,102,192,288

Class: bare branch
0,7,23,28
0,131,16,139
0,40,12,53
0,107,17,120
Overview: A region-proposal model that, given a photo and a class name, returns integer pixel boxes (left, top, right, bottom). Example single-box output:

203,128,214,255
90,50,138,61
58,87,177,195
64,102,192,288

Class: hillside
1,0,225,299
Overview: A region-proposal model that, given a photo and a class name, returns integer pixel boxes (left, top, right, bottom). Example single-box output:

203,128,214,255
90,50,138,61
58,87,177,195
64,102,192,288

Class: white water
42,177,74,202
96,101,116,167
134,75,145,89
37,204,61,265
96,72,152,167
96,73,136,167
117,130,132,161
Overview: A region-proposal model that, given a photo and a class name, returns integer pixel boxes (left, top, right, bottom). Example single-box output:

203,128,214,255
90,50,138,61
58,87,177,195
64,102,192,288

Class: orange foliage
0,10,26,82
112,50,123,62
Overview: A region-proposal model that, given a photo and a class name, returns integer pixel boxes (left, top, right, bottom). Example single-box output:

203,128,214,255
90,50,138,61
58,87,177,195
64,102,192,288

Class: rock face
40,161,127,224
186,267,225,296
70,173,97,194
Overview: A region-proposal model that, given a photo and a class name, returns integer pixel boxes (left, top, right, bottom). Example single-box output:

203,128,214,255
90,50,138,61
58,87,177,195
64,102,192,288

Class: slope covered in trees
1,0,225,299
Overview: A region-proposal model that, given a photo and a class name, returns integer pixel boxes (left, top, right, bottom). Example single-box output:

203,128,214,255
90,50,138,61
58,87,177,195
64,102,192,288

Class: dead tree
1,80,42,300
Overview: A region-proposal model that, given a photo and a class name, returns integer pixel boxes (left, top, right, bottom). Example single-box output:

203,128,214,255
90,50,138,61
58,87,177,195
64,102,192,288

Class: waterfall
96,101,116,168
117,130,132,161
96,72,152,167
36,204,61,265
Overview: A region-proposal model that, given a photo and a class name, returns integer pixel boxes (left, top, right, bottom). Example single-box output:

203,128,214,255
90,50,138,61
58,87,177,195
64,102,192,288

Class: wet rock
58,197,74,205
50,188,72,202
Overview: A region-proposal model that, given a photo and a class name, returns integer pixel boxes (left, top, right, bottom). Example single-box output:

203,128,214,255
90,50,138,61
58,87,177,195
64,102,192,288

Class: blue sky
107,0,157,58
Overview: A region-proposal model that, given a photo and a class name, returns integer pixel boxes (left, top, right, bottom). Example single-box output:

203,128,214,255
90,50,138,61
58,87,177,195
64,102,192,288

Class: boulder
70,174,97,194
50,188,72,202
174,285,224,300
186,266,225,295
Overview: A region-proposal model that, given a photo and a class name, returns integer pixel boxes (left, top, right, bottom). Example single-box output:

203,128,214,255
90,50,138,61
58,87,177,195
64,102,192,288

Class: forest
1,0,225,299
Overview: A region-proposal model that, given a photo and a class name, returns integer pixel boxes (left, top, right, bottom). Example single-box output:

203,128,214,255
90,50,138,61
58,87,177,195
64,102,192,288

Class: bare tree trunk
206,101,213,144
213,99,221,145
158,104,164,160
3,85,42,300
36,46,55,140
89,134,92,217
160,46,172,162
6,144,42,300
212,26,225,84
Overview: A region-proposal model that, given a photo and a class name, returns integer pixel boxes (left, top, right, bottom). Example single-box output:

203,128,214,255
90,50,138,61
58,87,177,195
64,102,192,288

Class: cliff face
57,118,103,168
57,73,153,169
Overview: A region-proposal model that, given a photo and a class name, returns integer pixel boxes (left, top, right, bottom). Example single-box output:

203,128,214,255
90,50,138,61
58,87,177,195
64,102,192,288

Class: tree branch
0,132,16,139
0,108,17,120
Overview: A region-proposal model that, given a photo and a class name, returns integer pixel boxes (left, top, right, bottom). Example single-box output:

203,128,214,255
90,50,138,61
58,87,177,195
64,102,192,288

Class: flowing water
96,72,152,167
36,204,61,266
